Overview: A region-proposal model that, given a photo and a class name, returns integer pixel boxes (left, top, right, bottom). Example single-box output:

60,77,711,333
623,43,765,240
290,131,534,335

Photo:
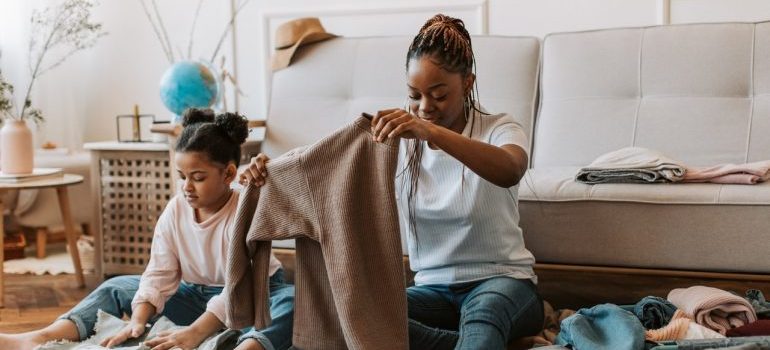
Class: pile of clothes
527,286,770,350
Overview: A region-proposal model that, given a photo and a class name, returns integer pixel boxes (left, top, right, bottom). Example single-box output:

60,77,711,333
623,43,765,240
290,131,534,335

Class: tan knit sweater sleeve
224,183,261,329
225,153,321,329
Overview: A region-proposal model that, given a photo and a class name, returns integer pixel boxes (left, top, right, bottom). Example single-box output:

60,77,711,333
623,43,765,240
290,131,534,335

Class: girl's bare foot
0,333,46,350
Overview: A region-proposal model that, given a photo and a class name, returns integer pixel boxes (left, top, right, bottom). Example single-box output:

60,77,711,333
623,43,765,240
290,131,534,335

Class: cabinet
84,142,174,278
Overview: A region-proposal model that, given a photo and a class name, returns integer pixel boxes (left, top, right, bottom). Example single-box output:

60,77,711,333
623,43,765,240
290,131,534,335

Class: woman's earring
463,96,470,121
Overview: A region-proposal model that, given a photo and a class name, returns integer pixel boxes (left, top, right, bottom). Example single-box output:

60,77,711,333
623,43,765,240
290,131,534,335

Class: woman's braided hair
401,14,482,241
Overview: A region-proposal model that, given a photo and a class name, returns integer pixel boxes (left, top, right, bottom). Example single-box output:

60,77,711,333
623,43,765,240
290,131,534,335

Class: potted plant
0,0,106,174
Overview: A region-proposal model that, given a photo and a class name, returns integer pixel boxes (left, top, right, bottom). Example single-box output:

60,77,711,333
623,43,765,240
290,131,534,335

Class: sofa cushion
534,21,770,168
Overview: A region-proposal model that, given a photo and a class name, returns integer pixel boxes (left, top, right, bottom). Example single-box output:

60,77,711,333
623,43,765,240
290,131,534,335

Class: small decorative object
116,104,155,142
139,0,250,120
0,0,106,174
159,61,220,123
0,120,34,174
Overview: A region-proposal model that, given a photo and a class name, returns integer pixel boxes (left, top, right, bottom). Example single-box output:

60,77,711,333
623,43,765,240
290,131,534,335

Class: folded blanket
683,160,770,184
575,147,686,184
668,286,758,335
36,310,239,350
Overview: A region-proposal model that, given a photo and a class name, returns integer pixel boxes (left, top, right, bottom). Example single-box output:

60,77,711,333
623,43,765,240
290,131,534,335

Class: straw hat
271,17,338,71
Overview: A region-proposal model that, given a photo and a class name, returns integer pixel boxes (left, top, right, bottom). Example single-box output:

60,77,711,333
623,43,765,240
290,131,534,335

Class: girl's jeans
58,269,294,350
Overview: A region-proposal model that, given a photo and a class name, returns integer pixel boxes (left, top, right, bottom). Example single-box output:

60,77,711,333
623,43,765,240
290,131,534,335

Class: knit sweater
224,116,407,350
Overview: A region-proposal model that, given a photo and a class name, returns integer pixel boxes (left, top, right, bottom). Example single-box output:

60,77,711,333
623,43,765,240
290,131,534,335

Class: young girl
370,14,544,350
0,109,294,350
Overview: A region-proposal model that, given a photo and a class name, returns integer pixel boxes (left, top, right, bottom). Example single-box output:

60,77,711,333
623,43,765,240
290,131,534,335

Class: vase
0,119,34,174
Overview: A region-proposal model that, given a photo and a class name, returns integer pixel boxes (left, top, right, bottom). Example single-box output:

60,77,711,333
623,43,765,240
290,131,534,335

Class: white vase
0,119,34,174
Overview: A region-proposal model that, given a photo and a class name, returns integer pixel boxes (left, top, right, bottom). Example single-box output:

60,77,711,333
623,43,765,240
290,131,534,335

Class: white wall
1,0,769,151
0,0,235,150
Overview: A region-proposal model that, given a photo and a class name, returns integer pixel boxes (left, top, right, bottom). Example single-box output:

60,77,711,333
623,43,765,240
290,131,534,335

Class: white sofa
520,21,770,274
260,21,770,294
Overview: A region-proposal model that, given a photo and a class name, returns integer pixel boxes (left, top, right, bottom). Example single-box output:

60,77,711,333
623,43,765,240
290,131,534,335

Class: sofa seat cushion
518,167,770,273
519,167,770,205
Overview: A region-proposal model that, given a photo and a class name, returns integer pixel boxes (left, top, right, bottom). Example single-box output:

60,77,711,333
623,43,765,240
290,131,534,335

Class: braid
407,14,474,75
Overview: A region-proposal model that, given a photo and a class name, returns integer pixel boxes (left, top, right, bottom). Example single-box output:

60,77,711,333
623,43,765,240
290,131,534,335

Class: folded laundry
575,147,686,184
576,147,770,185
683,160,770,185
668,286,758,335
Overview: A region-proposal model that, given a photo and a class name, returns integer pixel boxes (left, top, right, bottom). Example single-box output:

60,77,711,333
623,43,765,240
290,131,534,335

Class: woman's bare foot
234,338,266,350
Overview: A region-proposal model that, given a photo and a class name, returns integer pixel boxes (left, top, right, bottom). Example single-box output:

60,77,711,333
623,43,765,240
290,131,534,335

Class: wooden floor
0,274,98,333
3,255,770,334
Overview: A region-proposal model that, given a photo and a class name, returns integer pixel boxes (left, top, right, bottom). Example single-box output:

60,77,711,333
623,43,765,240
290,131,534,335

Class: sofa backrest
262,36,541,158
533,21,770,168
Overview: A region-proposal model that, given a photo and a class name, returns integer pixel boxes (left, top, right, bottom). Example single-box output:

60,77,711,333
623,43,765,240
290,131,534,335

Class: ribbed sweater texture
224,117,407,350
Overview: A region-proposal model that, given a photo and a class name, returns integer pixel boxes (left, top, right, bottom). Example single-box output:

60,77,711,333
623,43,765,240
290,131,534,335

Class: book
0,168,64,183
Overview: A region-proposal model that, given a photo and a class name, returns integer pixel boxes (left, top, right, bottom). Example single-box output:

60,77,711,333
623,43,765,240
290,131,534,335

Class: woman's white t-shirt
395,110,537,286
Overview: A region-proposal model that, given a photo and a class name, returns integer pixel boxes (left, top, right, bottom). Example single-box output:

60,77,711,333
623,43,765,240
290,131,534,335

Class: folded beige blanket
668,286,757,335
575,147,686,184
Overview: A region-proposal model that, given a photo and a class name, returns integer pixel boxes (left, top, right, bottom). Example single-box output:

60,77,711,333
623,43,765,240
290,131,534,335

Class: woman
370,14,544,350
242,13,543,350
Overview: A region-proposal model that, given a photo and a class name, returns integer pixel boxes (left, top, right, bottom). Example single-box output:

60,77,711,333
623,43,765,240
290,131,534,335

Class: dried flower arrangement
0,0,107,125
139,0,250,111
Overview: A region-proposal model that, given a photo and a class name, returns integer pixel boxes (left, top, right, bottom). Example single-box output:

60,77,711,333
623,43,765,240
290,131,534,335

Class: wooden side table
84,142,174,278
0,174,86,308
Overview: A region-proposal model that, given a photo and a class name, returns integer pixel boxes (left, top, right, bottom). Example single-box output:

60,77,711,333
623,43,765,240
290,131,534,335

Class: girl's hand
370,108,433,142
239,153,270,187
101,321,146,348
143,327,208,350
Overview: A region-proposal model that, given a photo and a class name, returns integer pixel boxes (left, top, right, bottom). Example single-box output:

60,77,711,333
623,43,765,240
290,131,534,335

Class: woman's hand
370,108,434,142
239,153,270,187
143,327,209,350
101,320,147,348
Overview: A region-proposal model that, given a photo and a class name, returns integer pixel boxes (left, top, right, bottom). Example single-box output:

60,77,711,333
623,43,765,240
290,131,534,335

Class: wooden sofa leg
36,228,48,259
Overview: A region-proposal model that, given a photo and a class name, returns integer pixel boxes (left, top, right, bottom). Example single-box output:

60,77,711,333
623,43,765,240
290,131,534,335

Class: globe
159,60,220,120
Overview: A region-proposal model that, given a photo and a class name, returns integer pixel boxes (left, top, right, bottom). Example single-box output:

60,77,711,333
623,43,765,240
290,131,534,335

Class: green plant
0,0,106,125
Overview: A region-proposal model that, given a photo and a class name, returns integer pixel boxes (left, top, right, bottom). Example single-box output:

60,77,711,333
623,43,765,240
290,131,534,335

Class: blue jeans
59,269,295,350
407,276,544,350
